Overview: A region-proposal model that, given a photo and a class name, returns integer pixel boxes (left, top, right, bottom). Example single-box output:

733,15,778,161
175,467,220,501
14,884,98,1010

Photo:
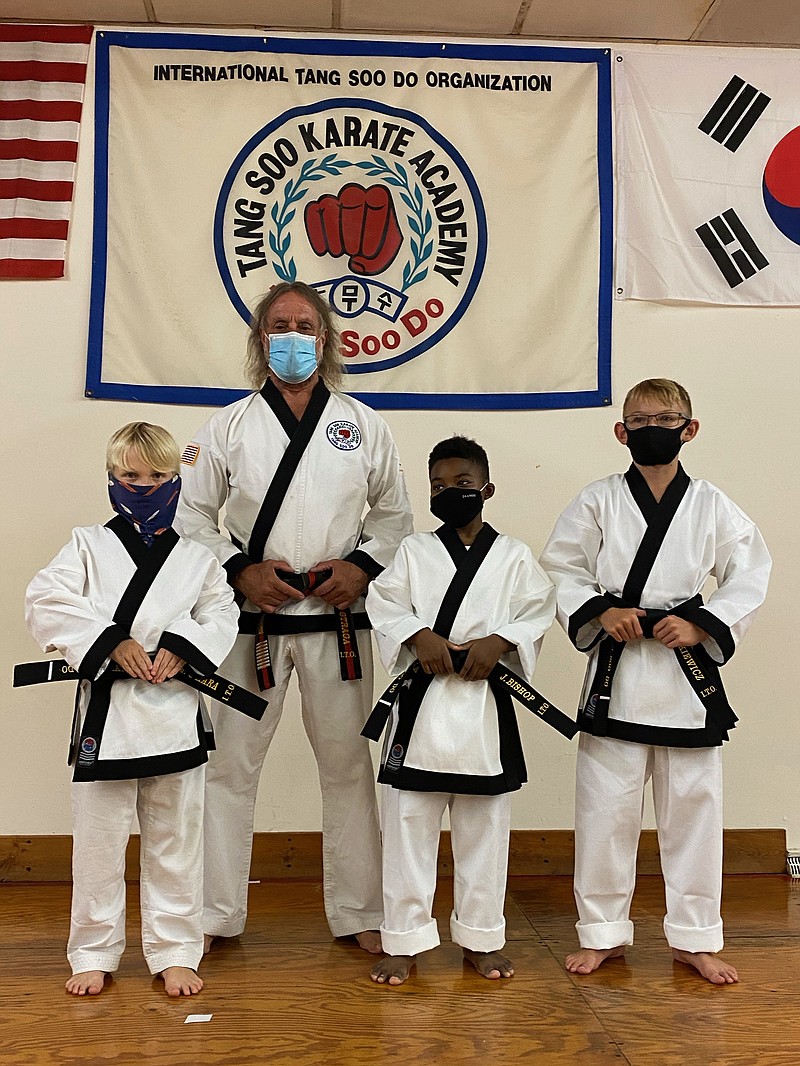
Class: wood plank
0,828,788,882
0,875,797,1066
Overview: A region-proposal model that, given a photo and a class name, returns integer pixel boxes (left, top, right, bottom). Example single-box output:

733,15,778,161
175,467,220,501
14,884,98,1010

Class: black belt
237,610,371,635
581,595,737,745
13,657,268,721
362,650,577,745
236,568,370,691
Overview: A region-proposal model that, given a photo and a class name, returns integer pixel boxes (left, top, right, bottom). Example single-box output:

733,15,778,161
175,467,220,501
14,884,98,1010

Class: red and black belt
237,569,370,691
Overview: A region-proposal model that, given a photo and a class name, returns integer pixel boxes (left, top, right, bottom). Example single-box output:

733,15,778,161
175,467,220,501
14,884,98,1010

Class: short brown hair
106,422,180,474
622,378,692,418
243,281,343,391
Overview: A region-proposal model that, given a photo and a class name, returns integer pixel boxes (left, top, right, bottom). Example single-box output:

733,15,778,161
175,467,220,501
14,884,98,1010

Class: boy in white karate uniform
365,436,555,985
25,423,239,997
540,379,771,985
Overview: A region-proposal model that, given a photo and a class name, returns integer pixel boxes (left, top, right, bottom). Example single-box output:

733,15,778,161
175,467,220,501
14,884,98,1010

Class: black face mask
430,486,486,529
625,422,689,466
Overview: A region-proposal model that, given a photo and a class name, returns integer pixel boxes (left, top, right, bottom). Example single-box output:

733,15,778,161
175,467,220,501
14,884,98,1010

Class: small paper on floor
185,1014,213,1024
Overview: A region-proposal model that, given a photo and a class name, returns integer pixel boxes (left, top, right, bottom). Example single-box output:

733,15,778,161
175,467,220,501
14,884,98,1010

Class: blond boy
25,423,239,996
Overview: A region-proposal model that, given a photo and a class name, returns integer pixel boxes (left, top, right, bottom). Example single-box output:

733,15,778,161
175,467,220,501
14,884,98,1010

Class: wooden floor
3,874,800,1065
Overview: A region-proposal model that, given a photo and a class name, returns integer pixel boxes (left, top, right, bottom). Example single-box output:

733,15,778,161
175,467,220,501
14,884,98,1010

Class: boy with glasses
541,379,771,985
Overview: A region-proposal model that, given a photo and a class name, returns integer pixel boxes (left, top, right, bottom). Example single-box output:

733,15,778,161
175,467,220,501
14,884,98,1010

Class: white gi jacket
25,522,240,779
176,385,413,617
540,468,771,744
366,528,556,793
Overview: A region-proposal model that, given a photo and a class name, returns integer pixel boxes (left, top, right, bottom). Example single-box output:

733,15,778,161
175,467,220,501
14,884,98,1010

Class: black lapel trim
106,514,149,566
106,521,180,630
248,380,330,564
624,463,660,525
260,377,300,438
435,523,468,567
622,464,690,604
432,523,499,638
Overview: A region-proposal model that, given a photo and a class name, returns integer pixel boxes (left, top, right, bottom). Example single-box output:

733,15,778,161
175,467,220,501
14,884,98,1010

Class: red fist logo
304,183,404,276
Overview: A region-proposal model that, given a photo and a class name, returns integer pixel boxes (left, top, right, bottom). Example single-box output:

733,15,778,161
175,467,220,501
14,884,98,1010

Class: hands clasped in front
599,607,707,648
235,558,369,613
110,639,186,683
412,628,514,681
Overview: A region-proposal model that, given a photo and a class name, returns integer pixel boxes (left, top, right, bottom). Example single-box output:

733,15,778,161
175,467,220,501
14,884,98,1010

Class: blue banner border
87,32,613,411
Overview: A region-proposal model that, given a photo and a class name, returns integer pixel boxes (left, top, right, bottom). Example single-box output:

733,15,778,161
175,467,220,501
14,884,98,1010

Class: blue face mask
267,331,319,384
108,474,181,545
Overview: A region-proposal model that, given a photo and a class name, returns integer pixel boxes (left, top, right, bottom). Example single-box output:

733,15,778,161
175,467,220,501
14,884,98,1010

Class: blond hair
106,422,180,474
622,378,692,418
244,281,343,392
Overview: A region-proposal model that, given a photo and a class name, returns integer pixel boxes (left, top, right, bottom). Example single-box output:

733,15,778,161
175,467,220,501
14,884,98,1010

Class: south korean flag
615,45,800,305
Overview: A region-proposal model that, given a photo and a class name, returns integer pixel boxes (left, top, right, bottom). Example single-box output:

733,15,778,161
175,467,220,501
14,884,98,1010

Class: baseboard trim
0,828,787,882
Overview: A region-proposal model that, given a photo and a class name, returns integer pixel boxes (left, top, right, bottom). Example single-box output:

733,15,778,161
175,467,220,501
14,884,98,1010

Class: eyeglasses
622,412,689,431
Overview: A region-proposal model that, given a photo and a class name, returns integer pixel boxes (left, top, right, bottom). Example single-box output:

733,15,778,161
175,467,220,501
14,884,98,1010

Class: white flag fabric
616,44,800,306
0,24,92,279
86,32,612,411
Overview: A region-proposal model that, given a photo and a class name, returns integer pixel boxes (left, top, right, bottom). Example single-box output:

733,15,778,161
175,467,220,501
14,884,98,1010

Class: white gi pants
574,734,724,953
203,627,383,939
379,786,511,956
68,765,205,975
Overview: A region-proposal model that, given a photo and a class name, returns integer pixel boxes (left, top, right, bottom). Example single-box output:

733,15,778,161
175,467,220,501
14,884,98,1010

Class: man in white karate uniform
177,281,412,953
541,378,771,985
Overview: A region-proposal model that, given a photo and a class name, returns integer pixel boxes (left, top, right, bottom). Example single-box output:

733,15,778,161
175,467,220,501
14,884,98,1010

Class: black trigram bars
696,209,768,288
699,76,770,152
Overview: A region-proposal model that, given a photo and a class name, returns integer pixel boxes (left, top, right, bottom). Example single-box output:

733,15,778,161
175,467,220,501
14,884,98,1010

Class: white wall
2,29,795,845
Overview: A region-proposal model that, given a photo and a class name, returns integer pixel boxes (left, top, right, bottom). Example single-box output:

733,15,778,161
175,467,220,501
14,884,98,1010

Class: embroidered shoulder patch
181,443,201,465
326,421,362,451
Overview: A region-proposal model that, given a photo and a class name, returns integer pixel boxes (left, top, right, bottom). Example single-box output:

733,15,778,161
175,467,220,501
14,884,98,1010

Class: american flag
0,24,92,279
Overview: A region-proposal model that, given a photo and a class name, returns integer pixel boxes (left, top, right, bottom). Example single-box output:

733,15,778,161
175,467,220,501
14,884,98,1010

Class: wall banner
87,32,612,410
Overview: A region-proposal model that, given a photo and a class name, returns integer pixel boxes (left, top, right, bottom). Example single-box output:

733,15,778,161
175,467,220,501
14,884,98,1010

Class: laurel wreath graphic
267,153,433,290
354,155,433,290
269,155,350,283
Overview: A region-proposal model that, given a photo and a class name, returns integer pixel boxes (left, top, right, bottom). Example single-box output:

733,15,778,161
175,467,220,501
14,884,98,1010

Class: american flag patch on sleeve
181,443,201,465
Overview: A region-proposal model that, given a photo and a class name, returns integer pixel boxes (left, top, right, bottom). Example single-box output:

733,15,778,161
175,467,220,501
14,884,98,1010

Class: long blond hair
243,282,343,391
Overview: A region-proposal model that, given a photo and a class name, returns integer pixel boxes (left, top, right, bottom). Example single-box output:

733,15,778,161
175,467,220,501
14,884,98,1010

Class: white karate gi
366,529,555,955
25,523,239,974
177,385,412,939
540,469,771,952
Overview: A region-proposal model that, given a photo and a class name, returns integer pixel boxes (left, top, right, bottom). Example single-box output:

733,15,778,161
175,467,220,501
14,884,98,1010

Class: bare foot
463,948,514,979
203,934,215,954
66,970,107,996
161,966,203,997
672,948,738,985
354,929,383,954
370,954,415,985
565,945,625,974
